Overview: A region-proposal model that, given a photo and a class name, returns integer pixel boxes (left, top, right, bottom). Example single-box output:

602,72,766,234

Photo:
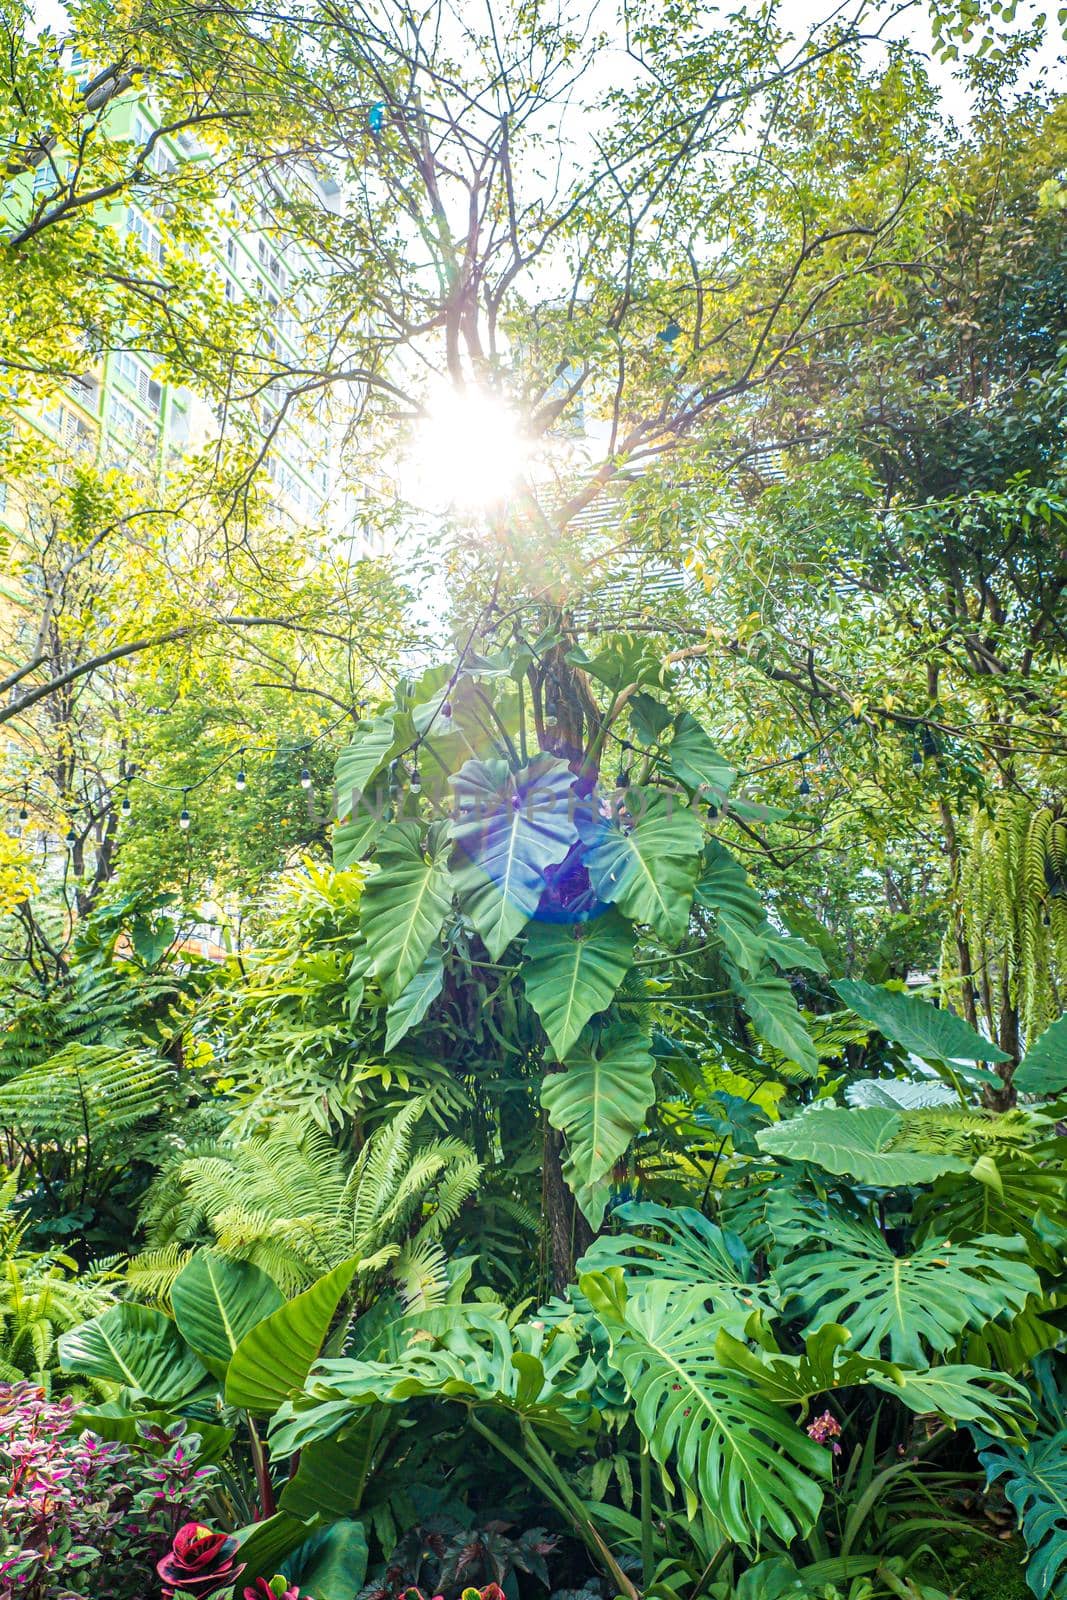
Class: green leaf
225,1256,361,1413
541,1024,656,1195
279,1416,387,1521
582,1271,828,1549
332,793,386,868
285,1520,369,1600
757,1106,971,1185
235,1512,314,1581
59,1304,207,1404
566,634,671,693
335,716,397,817
666,713,735,801
774,1214,1039,1365
384,950,445,1051
833,980,1010,1064
577,1200,768,1329
524,912,633,1060
732,966,818,1076
696,841,772,975
449,756,578,958
628,693,673,746
581,788,703,944
716,1320,1032,1440
361,823,452,1000
977,1428,1067,1600
171,1251,284,1381
1015,1013,1067,1096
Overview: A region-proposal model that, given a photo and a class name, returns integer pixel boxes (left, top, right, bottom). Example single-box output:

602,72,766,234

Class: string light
65,826,77,848
178,790,191,830
299,765,312,789
235,751,247,793
121,793,132,817
409,767,421,795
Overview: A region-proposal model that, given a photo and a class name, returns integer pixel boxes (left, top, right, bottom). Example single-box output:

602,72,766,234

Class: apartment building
1,48,337,528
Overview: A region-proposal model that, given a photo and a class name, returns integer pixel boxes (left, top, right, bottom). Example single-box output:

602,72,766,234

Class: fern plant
135,1101,481,1304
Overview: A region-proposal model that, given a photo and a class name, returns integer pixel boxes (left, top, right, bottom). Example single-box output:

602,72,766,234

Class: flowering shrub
0,1382,215,1600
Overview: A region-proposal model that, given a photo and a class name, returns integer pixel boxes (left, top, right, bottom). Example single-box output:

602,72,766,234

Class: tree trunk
542,1114,593,1296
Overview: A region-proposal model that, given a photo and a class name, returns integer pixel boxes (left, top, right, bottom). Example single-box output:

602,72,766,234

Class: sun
408,382,529,511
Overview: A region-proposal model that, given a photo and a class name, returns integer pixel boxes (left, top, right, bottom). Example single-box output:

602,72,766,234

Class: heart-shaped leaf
59,1303,207,1404
171,1251,284,1380
449,756,579,958
541,1025,655,1194
524,912,633,1060
580,788,702,944
361,823,453,1000
757,1106,970,1185
1014,1012,1067,1096
833,980,1010,1064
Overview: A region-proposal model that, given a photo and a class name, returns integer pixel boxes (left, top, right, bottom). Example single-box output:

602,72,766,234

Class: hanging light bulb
179,791,191,830
299,765,312,789
65,826,77,848
121,794,131,817
797,774,812,799
235,762,247,793
409,766,421,795
18,805,28,824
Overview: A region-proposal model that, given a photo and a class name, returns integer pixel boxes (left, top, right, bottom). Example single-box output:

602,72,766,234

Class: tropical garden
0,0,1065,1596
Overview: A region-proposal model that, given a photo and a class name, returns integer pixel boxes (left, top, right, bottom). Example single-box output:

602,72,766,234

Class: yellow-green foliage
950,793,1067,1047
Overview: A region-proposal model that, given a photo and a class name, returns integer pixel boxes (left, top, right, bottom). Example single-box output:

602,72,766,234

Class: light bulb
65,827,77,847
299,766,312,789
235,769,247,792
121,796,131,816
179,807,190,830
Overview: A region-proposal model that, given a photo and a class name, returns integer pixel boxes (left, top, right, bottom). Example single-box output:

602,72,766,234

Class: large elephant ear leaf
976,1427,1067,1600
225,1256,361,1413
449,756,579,959
757,1106,971,1185
524,912,634,1060
171,1251,283,1381
384,949,445,1051
1014,1012,1067,1097
334,716,397,818
59,1303,207,1403
665,712,735,805
730,965,818,1077
582,1271,829,1549
833,980,1010,1066
541,1026,655,1222
579,788,703,945
360,822,453,1000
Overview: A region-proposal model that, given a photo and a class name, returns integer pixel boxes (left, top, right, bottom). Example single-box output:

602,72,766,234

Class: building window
126,208,166,266
112,351,163,412
108,395,138,437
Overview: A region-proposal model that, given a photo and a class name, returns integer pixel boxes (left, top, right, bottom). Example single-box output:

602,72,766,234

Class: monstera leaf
1015,1013,1067,1097
226,1256,362,1413
580,788,703,944
977,1428,1067,1599
773,1214,1039,1365
833,980,1010,1065
757,1106,971,1185
289,1312,598,1449
449,756,579,958
59,1304,207,1403
717,1319,1033,1441
577,1201,770,1330
524,912,634,1059
731,966,818,1076
171,1252,283,1380
541,1027,655,1222
361,823,453,1000
384,950,445,1050
582,1271,829,1549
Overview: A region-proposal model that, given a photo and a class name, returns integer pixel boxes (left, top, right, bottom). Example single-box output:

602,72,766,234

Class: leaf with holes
773,1215,1038,1365
580,788,702,945
524,912,634,1060
582,1271,829,1549
361,823,452,1000
977,1428,1067,1600
449,757,578,958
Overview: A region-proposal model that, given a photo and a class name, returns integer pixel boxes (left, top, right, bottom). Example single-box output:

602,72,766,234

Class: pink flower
806,1409,843,1447
158,1523,246,1599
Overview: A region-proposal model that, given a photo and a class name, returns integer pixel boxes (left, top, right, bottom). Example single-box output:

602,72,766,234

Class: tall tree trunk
938,797,979,1029
542,1114,593,1296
